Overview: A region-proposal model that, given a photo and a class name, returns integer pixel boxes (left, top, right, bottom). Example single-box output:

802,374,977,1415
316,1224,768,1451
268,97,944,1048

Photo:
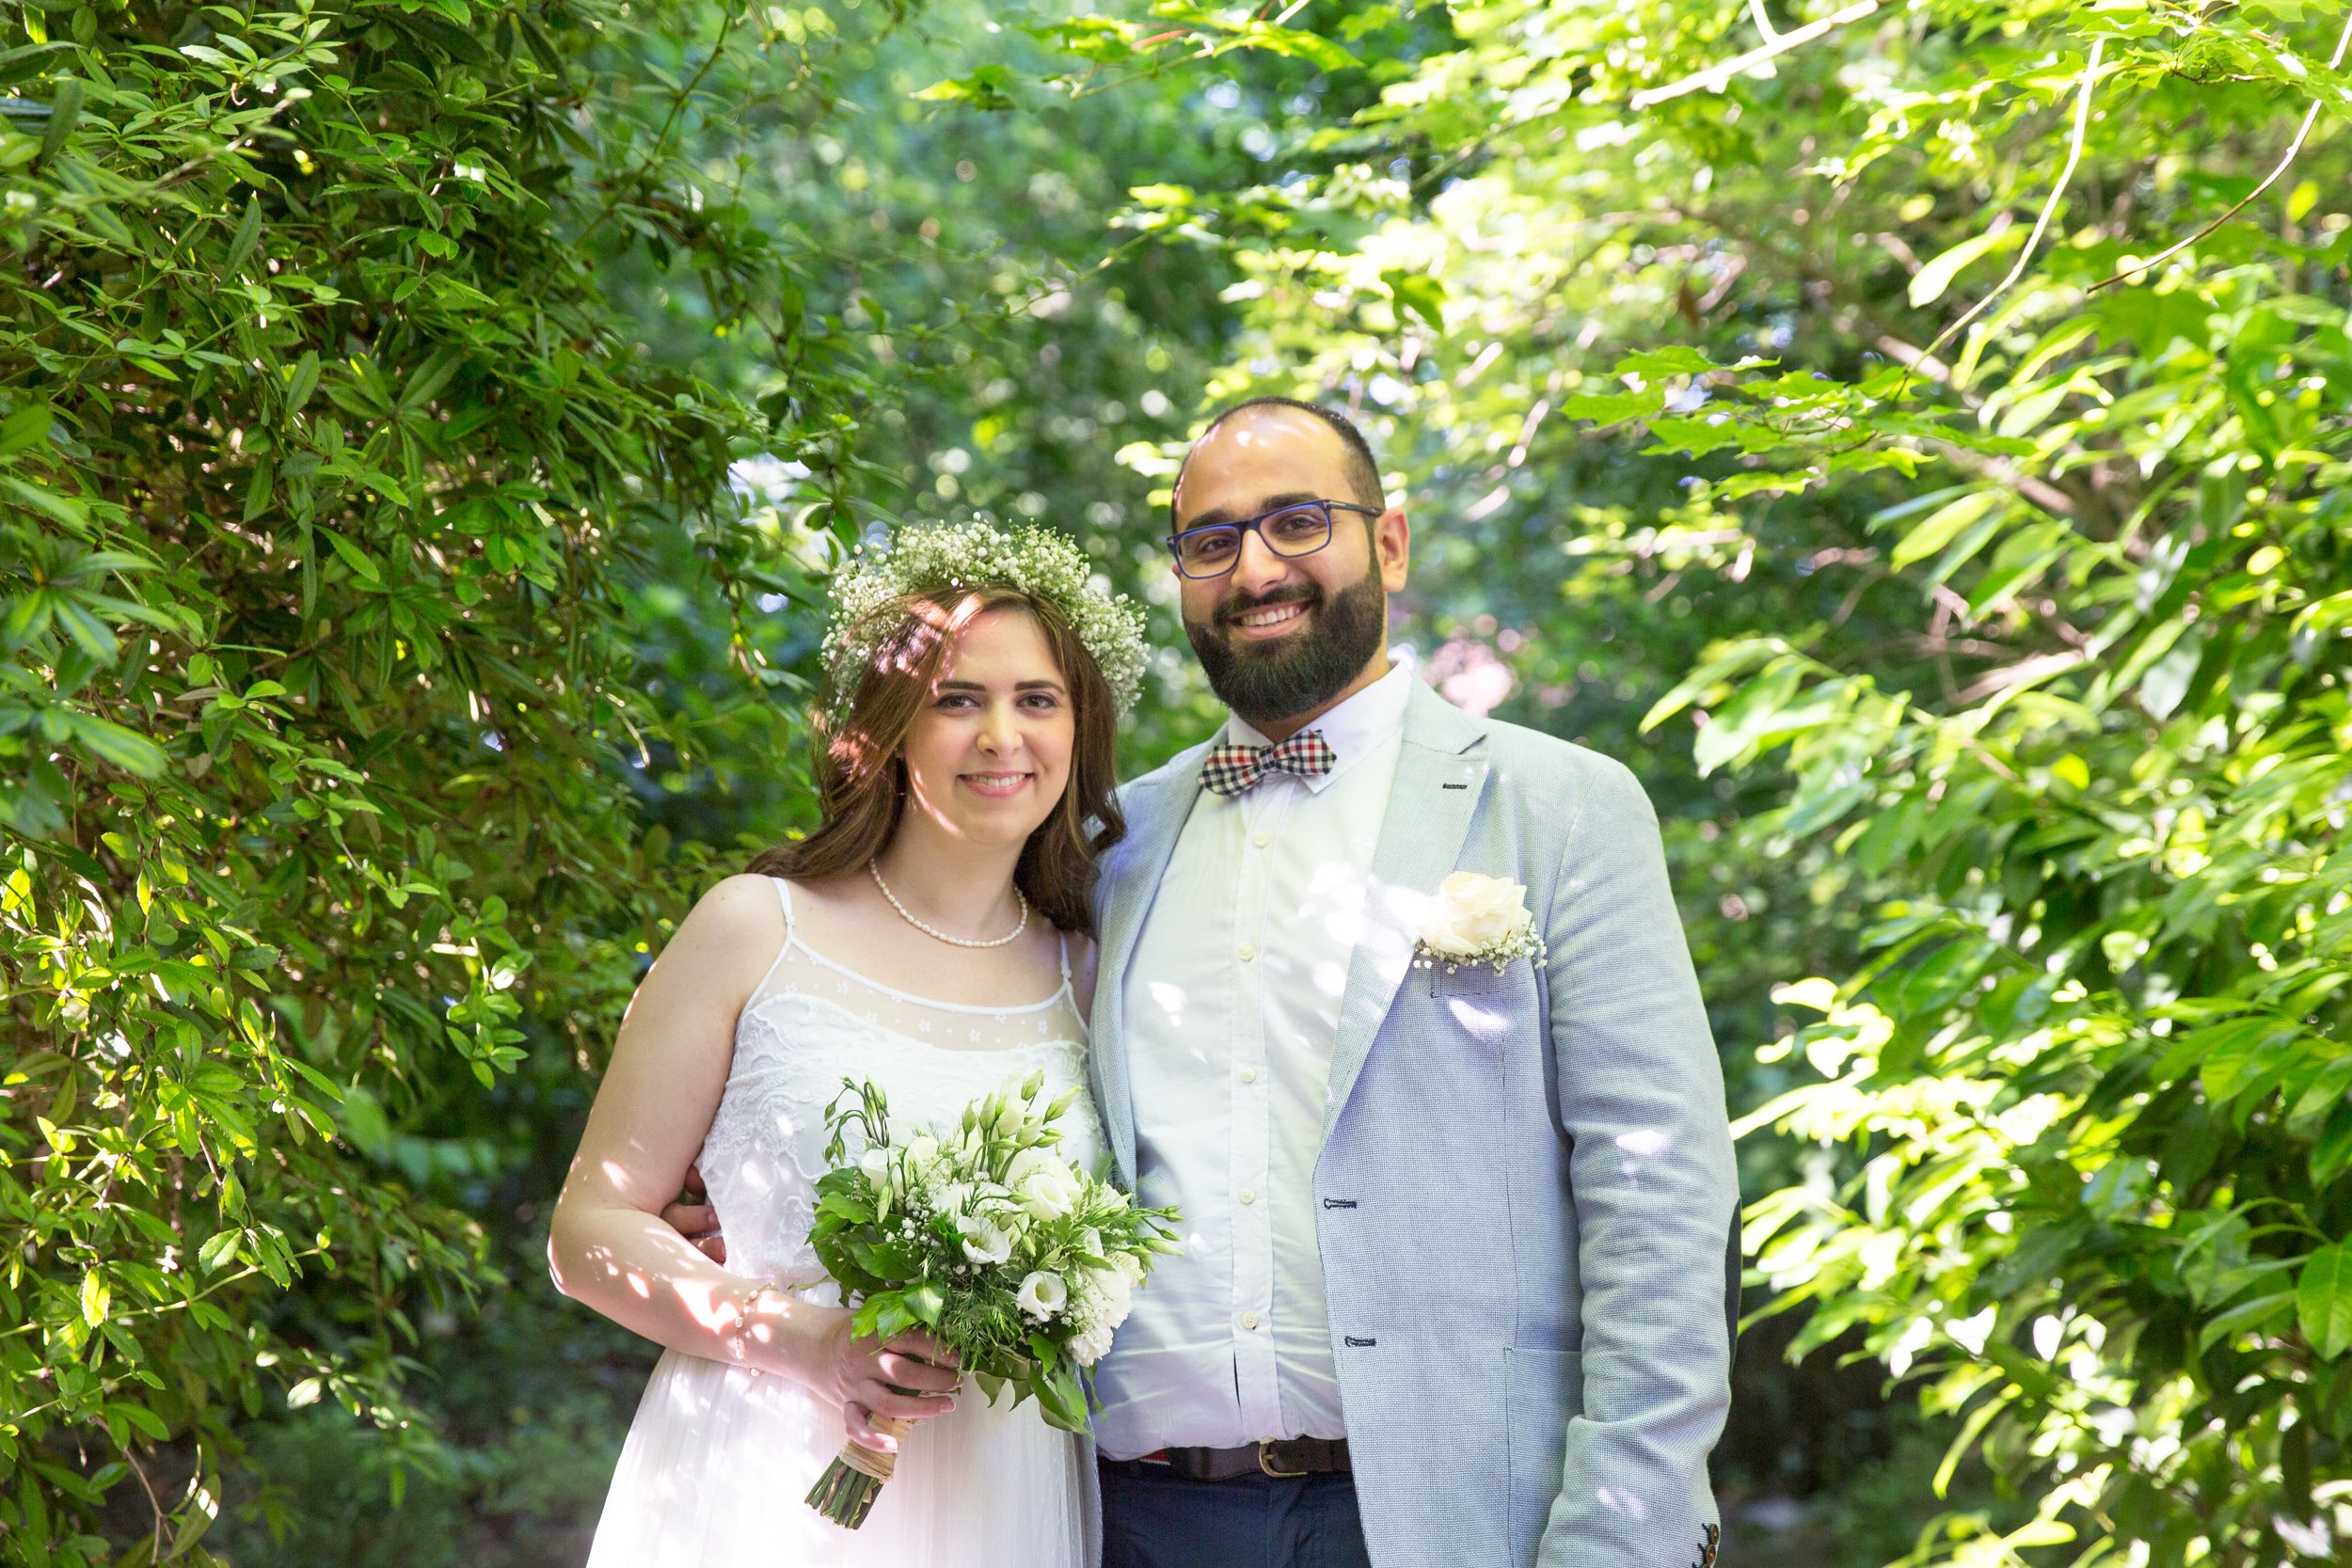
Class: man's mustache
1213,584,1320,629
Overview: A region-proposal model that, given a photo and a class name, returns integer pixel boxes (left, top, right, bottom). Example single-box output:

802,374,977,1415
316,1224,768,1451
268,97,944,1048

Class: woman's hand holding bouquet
803,1072,1181,1528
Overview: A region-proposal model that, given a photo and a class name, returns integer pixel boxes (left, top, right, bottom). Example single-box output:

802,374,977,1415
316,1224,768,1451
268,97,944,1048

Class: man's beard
1184,569,1387,728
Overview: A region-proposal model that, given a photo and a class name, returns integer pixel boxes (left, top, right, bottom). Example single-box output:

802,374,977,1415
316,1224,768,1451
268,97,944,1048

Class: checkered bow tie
1200,730,1336,798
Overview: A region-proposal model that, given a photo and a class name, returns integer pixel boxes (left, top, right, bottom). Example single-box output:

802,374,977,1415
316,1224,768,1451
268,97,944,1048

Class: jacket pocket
1426,957,1518,999
1502,1345,1582,1566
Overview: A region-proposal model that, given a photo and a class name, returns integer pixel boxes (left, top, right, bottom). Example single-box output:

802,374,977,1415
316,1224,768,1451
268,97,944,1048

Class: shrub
0,1,813,1556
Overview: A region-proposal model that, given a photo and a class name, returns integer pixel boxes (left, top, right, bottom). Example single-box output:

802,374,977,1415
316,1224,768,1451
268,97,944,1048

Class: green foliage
0,0,855,1557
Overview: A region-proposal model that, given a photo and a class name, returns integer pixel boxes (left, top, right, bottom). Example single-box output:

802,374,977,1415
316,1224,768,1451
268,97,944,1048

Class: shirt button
1239,1186,1258,1205
1252,832,1271,848
1240,1067,1260,1085
1242,1312,1261,1330
1237,944,1256,961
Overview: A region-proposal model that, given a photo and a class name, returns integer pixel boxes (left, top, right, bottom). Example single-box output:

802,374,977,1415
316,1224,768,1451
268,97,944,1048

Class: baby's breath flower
820,520,1148,718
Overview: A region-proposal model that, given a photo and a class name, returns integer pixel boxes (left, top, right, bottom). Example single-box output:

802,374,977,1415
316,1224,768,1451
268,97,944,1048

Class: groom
1086,397,1737,1568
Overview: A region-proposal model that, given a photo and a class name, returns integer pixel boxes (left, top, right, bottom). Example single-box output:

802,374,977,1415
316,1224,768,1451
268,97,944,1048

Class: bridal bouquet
802,1072,1181,1528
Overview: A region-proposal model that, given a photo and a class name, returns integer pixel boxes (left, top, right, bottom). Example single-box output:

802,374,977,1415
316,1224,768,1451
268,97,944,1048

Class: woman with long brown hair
548,522,1146,1565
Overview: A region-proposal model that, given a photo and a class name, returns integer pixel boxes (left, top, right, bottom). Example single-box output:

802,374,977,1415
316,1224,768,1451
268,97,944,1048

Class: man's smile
1228,601,1310,639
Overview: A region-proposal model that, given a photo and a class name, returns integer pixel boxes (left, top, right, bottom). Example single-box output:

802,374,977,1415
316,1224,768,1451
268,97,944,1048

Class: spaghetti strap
746,877,795,1001
1057,929,1072,986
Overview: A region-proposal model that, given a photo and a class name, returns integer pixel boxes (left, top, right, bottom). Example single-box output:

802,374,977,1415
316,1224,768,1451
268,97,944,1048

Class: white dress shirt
1093,655,1414,1458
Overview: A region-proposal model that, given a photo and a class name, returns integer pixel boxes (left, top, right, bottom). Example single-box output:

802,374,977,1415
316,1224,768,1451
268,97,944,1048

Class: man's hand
660,1161,726,1264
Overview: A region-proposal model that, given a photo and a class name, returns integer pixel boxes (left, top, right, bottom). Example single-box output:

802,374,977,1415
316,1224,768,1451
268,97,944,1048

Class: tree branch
1908,39,2106,377
1630,0,1881,110
2088,8,2352,292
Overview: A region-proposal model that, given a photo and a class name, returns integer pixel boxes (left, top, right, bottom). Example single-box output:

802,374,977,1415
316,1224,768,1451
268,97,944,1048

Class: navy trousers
1098,1460,1375,1568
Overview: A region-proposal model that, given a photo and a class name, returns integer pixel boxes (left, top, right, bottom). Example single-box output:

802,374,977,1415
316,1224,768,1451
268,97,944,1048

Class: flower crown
820,520,1149,718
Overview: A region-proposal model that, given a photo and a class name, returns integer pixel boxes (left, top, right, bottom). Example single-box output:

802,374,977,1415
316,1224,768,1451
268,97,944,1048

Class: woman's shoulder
691,871,789,923
666,874,791,972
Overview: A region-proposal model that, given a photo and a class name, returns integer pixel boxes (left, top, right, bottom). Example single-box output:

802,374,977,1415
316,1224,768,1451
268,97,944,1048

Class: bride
548,523,1146,1565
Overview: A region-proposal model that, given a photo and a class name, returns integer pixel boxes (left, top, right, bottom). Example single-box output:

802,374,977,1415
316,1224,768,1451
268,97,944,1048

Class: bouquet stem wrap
804,1413,914,1528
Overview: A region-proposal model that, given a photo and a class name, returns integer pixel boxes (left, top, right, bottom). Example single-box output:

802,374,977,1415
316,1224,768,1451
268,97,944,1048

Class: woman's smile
959,768,1034,800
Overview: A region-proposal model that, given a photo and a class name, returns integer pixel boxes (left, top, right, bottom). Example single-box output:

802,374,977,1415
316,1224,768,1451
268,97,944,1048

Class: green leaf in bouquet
850,1239,918,1279
870,1296,920,1339
972,1370,1008,1404
1026,1331,1059,1366
1034,1367,1089,1433
905,1280,945,1327
816,1186,874,1225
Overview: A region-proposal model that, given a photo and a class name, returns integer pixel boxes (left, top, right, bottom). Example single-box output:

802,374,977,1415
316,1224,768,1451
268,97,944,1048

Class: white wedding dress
584,878,1102,1566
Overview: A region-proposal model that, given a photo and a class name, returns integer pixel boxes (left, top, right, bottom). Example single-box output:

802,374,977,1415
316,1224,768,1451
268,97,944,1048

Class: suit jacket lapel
1093,744,1209,1185
1320,681,1487,1144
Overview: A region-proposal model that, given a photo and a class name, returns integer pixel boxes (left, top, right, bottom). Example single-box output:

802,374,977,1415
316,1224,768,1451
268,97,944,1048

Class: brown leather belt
1118,1438,1350,1481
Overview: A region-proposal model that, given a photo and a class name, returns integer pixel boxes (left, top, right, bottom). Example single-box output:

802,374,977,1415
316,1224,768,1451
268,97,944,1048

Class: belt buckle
1257,1439,1309,1480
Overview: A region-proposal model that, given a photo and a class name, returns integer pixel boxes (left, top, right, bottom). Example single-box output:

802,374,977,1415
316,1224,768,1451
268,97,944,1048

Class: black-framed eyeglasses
1165,499,1380,579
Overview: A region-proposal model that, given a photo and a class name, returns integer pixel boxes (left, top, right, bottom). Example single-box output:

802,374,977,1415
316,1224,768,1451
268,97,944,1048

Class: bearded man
1085,397,1738,1568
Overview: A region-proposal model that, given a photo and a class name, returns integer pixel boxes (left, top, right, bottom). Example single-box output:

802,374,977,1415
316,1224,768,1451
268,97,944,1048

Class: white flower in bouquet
858,1146,892,1185
1111,1249,1146,1288
1086,1261,1134,1323
1016,1271,1068,1323
1068,1319,1116,1367
1008,1148,1083,1221
906,1132,941,1174
957,1212,1013,1266
1078,1227,1104,1258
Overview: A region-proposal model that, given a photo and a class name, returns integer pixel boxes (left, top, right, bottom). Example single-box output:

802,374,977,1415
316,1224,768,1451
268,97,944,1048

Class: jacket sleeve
1535,754,1736,1568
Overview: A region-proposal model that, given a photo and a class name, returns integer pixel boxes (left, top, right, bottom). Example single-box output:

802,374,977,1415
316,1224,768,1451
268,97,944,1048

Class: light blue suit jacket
1089,679,1738,1568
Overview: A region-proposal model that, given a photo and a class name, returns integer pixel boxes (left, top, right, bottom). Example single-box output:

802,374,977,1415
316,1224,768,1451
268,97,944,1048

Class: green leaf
318,527,383,585
67,712,166,777
1909,228,2012,308
285,352,322,416
0,402,53,457
225,195,264,275
1888,491,2003,571
197,1231,242,1275
2298,1243,2352,1360
2199,1290,2296,1353
79,1268,109,1327
1615,347,1715,379
1382,269,1445,330
38,77,82,165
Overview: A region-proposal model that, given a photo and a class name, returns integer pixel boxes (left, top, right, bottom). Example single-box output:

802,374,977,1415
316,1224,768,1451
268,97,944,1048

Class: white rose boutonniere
1417,871,1546,973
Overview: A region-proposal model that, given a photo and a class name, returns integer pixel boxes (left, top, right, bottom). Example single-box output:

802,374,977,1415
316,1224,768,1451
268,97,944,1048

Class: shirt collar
1222,649,1415,794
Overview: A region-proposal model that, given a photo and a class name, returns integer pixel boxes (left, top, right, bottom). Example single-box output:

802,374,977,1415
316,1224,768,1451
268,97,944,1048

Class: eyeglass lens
1177,503,1332,575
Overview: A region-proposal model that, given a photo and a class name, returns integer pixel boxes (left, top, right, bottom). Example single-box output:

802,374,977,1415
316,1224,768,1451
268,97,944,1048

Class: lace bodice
698,879,1102,1293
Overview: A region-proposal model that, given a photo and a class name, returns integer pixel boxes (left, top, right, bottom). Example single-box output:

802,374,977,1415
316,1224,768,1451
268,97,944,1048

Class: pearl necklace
868,861,1030,949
